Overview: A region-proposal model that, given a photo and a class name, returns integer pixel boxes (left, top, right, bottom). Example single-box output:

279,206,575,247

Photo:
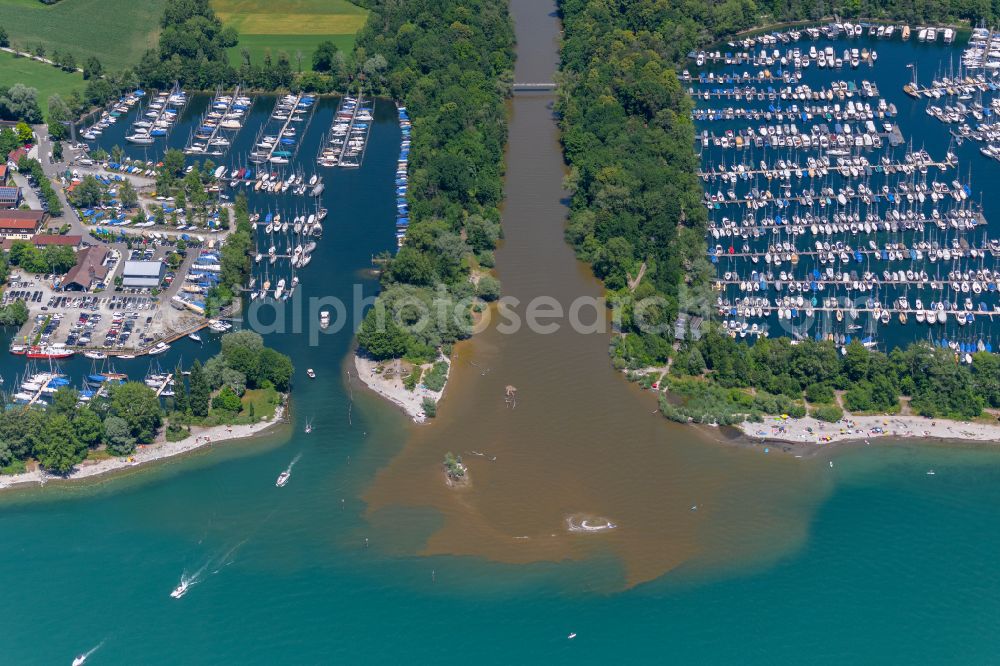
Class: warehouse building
121,260,166,289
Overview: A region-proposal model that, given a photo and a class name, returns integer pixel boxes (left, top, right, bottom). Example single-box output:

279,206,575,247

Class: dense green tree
50,387,79,419
357,308,408,360
73,408,104,449
83,56,103,80
118,179,139,208
258,347,293,391
311,40,339,72
211,386,242,413
47,94,71,140
188,360,211,418
34,414,85,475
103,416,136,456
0,85,42,123
173,363,189,414
71,175,104,208
109,382,162,443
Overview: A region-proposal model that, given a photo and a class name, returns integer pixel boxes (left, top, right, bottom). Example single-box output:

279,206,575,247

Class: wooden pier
154,373,174,398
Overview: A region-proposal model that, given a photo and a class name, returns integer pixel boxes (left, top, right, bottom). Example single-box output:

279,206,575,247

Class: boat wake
565,514,618,533
173,538,249,597
276,453,302,487
72,640,104,665
211,539,248,574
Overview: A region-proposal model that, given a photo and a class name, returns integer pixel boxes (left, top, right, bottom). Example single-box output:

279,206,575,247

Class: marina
126,83,188,144
693,23,1000,354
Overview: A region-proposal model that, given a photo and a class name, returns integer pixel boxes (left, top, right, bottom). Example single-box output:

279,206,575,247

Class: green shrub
812,404,844,423
422,397,437,418
422,361,449,392
805,383,835,404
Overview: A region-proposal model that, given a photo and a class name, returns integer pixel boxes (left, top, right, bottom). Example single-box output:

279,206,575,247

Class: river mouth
361,0,834,589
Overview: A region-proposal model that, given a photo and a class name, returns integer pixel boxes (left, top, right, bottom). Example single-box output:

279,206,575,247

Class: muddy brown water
363,0,828,588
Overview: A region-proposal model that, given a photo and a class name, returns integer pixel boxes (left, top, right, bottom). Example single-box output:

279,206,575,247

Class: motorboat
276,470,291,487
188,332,202,343
170,580,189,599
307,368,316,378
83,351,107,360
148,342,170,355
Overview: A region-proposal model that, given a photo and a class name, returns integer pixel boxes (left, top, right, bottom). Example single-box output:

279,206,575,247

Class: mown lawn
0,51,84,120
240,386,280,421
0,0,166,72
226,34,359,70
212,0,367,70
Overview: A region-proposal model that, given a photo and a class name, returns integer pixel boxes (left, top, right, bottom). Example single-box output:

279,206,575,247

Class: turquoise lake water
2,6,1000,663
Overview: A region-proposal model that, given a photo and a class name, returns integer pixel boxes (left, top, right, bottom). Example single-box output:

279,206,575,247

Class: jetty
127,83,187,144
317,92,373,168
184,84,250,156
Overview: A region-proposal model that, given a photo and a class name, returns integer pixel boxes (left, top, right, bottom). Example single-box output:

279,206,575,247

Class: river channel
2,2,1000,663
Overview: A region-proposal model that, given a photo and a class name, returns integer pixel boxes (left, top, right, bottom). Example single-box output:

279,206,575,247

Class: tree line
662,331,998,424
354,0,514,363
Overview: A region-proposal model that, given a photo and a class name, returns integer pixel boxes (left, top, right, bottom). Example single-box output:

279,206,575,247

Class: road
32,125,99,243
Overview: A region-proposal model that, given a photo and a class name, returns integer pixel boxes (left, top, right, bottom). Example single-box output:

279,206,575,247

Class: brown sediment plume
362,0,832,588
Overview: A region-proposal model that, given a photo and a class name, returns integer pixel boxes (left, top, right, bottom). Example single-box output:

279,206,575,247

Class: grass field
0,51,83,121
0,0,165,72
212,0,368,70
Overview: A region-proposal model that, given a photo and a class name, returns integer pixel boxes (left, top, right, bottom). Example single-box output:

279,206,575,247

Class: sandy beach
354,354,447,423
0,404,286,491
737,411,1000,450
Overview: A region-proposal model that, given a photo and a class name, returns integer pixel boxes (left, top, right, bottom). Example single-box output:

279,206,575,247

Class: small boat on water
83,351,107,360
72,656,87,666
148,342,170,356
188,332,202,343
276,470,291,487
170,580,189,599
307,368,316,378
305,420,312,434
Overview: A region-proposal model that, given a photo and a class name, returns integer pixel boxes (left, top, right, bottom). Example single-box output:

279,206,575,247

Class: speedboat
188,332,202,343
83,351,107,360
148,342,170,355
276,470,291,487
307,368,316,378
305,421,312,434
170,580,189,599
72,656,87,666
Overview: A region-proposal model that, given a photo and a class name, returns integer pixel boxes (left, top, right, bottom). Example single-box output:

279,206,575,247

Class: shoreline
0,404,286,491
353,353,447,424
731,412,1000,453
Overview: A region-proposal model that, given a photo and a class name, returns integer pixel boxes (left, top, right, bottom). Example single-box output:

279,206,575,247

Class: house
7,146,28,168
121,260,166,289
0,165,10,185
0,186,22,209
32,234,82,249
0,210,44,239
674,313,704,341
62,246,109,291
